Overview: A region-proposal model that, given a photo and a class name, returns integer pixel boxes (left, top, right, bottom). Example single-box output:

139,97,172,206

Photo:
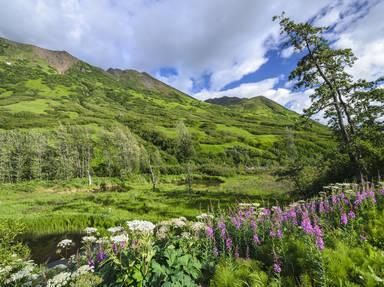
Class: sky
0,0,383,115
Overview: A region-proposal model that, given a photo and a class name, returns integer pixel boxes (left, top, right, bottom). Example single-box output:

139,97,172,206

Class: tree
273,13,384,178
175,121,195,163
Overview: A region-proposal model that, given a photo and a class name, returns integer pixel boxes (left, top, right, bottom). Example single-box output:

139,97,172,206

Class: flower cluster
126,220,156,234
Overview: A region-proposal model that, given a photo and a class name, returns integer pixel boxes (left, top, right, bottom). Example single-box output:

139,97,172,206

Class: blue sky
0,0,383,115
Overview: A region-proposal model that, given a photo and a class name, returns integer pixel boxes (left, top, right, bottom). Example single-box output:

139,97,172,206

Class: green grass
0,173,292,236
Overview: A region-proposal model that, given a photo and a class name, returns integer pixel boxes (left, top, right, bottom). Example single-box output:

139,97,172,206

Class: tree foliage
274,13,384,178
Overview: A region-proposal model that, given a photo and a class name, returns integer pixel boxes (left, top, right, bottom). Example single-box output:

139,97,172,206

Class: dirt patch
32,46,78,74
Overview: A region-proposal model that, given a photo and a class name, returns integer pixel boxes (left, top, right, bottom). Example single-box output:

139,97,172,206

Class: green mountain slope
0,36,333,176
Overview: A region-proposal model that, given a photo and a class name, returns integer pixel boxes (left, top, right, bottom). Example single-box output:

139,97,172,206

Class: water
22,232,83,264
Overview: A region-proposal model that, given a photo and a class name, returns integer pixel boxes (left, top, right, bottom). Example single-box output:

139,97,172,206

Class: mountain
206,96,293,115
0,36,333,173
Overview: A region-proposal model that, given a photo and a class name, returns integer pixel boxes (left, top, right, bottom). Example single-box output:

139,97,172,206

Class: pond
22,232,83,265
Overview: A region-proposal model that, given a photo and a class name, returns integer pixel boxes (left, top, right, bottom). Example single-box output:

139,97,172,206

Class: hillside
0,36,333,177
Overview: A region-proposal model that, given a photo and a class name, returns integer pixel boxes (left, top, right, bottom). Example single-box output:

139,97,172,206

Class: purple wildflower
218,220,226,239
348,210,356,219
316,237,325,250
96,251,107,262
360,234,367,242
231,216,241,230
273,262,281,273
206,226,214,239
88,258,95,267
301,211,313,234
213,246,219,257
340,213,348,225
253,233,260,245
250,219,257,231
226,237,232,252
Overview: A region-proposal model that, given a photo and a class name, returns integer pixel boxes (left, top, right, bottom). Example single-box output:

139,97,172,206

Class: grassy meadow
0,172,292,236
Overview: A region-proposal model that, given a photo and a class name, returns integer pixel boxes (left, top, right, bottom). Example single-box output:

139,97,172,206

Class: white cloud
332,1,384,81
0,0,334,93
195,77,279,101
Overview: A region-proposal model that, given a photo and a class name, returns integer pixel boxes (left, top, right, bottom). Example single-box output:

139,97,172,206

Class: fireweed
1,183,383,286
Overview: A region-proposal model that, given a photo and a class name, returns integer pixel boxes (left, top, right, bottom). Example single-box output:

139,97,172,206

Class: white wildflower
53,264,67,271
196,213,214,220
84,227,98,235
191,222,206,232
47,272,72,287
82,236,97,244
156,225,169,240
171,218,186,228
72,265,94,278
107,226,124,234
126,220,155,233
110,234,129,243
57,239,73,249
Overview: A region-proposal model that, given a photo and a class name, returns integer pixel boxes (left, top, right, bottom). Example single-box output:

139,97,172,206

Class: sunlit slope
0,37,333,165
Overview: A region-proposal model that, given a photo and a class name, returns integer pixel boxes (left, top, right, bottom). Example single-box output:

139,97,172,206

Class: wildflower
47,272,72,287
253,233,260,245
156,225,169,240
191,222,206,232
73,265,94,277
273,262,281,274
87,258,95,267
250,219,257,231
225,237,232,252
205,226,214,239
360,234,367,241
213,246,219,257
348,210,356,219
340,213,348,225
57,239,73,249
231,216,241,230
217,220,226,239
110,234,129,243
316,237,325,250
107,226,124,234
82,236,97,244
196,213,214,220
126,220,155,234
96,251,107,262
84,227,98,235
171,218,186,228
300,211,313,234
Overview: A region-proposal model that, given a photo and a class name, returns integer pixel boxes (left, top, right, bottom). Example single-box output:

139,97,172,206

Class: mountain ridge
0,36,332,169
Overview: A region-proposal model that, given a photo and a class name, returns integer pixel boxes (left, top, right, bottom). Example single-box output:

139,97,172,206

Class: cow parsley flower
57,239,73,249
47,272,72,287
110,234,129,243
82,236,97,244
107,226,124,234
126,220,155,233
191,222,206,232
